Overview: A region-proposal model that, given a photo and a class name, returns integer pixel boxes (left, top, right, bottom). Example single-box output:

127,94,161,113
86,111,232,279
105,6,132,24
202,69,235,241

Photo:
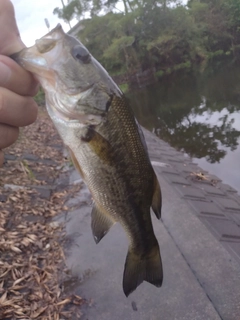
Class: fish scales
69,94,155,248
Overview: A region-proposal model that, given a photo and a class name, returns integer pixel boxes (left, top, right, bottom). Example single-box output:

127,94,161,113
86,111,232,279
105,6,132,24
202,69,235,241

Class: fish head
12,24,120,124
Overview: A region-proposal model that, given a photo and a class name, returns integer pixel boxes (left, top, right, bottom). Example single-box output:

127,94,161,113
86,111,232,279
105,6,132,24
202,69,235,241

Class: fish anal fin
152,173,162,219
123,243,163,297
91,203,115,244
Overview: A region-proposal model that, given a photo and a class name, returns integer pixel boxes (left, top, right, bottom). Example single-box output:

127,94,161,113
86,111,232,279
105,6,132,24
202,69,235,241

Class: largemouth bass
12,24,163,296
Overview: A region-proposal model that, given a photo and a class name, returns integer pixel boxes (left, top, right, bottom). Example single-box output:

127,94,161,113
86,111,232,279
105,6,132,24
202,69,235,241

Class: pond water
128,64,240,193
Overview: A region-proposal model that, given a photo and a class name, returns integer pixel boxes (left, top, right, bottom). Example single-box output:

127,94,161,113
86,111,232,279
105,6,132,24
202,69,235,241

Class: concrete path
61,129,240,320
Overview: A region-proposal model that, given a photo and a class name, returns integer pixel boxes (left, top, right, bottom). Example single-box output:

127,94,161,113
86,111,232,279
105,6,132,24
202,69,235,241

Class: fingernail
0,61,11,85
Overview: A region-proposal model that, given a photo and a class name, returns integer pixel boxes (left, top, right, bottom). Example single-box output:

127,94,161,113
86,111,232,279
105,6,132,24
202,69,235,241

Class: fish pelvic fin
91,203,115,244
151,173,162,219
123,242,163,297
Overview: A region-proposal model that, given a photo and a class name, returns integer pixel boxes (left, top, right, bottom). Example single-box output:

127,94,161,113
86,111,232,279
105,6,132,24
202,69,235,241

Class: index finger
0,0,24,55
0,0,39,96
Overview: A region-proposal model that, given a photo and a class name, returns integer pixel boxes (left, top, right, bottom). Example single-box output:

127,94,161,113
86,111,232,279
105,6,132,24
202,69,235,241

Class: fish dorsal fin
91,203,115,244
151,173,162,219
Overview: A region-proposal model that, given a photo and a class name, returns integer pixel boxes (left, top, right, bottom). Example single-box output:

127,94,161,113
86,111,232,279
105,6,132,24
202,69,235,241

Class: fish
11,24,163,297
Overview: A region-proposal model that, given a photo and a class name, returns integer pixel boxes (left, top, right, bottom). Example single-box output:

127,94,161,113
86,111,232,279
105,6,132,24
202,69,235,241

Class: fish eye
72,45,91,64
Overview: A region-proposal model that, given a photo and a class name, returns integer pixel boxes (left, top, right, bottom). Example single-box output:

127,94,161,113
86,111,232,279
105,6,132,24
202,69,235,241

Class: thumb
0,0,25,55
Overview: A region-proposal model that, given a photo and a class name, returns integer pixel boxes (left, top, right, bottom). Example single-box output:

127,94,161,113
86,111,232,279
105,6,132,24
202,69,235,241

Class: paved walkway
143,128,240,265
61,129,240,320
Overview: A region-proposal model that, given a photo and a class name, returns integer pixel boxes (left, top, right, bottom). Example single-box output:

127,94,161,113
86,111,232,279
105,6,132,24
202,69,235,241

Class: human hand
0,0,38,167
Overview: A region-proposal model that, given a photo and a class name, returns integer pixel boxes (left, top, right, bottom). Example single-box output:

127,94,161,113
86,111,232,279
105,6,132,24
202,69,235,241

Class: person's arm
0,0,38,167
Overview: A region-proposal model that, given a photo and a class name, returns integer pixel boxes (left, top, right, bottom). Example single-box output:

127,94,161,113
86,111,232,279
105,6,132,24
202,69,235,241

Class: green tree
53,0,89,22
53,0,240,80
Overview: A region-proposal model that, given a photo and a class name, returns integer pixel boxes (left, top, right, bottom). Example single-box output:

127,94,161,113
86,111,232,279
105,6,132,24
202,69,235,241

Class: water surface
128,65,240,192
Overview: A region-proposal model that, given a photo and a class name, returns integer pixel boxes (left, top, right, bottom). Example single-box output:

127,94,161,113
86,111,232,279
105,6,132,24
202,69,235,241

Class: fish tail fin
123,243,163,297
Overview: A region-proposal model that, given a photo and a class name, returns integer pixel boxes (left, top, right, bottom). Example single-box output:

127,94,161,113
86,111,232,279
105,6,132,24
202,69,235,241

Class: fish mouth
11,25,65,87
11,46,56,87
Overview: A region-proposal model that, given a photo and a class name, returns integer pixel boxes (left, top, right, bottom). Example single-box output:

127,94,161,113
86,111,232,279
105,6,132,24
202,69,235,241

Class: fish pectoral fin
91,203,115,244
82,127,114,166
151,173,162,219
123,242,163,297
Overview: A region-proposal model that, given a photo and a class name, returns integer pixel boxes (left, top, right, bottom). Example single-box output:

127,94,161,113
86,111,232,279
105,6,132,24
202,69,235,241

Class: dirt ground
0,107,86,320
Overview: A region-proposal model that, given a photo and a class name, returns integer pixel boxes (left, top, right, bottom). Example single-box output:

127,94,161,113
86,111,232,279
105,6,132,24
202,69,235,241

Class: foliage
53,0,88,23
53,0,240,77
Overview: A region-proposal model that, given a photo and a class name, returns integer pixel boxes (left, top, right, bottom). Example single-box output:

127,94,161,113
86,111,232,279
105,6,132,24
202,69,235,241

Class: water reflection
128,65,240,191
